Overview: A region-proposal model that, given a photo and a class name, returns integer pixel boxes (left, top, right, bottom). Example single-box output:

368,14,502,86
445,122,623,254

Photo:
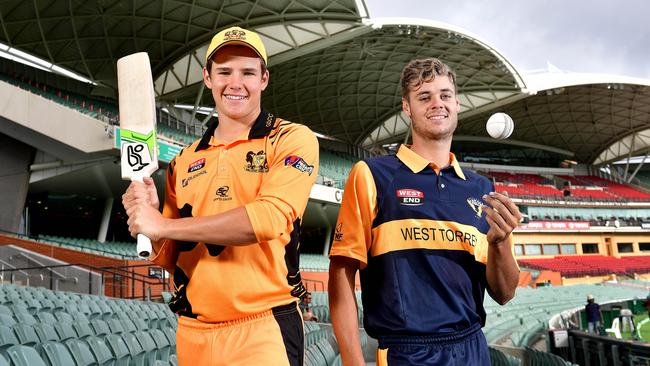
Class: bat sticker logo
127,143,149,172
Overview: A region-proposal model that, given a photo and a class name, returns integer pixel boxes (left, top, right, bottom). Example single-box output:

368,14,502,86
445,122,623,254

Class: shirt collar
195,108,276,152
396,144,466,180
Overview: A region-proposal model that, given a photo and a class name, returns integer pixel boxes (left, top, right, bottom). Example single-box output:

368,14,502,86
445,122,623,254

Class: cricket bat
117,52,158,258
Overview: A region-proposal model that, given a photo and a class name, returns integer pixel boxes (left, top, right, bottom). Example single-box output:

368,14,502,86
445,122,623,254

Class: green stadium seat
24,299,41,314
107,318,126,334
315,338,336,365
105,334,130,366
33,323,59,343
90,319,111,338
54,311,74,323
121,332,146,366
0,325,19,357
14,312,37,326
169,354,178,366
51,299,67,311
306,344,327,366
5,345,46,366
489,347,512,366
133,317,150,330
53,322,77,341
149,328,171,360
0,353,8,366
162,327,176,348
135,330,157,365
39,299,55,312
12,324,39,347
0,306,10,316
10,304,29,315
86,336,115,366
65,338,97,366
34,312,57,324
0,314,15,328
40,341,76,366
72,322,94,339
119,318,138,334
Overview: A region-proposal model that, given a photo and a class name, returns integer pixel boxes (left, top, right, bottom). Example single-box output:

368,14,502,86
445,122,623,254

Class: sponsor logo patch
467,197,485,218
188,158,206,173
213,185,232,202
181,170,207,187
244,150,268,173
396,189,424,206
284,155,314,175
334,222,343,241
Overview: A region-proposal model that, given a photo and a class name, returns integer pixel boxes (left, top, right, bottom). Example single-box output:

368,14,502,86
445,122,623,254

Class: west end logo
396,189,424,206
224,29,246,41
188,158,206,173
467,197,485,218
244,151,268,173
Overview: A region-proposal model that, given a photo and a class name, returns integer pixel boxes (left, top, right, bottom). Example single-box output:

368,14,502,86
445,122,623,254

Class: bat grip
137,233,152,258
132,175,153,258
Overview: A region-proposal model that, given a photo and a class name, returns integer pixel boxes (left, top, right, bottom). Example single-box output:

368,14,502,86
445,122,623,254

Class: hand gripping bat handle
132,175,153,258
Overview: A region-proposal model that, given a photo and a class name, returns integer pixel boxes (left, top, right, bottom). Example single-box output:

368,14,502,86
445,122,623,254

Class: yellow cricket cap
205,26,267,65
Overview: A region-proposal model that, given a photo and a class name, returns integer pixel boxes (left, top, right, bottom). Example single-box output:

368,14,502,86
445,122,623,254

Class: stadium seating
485,171,650,202
517,255,650,277
318,150,359,189
301,254,330,272
483,284,646,346
37,235,141,260
0,283,177,365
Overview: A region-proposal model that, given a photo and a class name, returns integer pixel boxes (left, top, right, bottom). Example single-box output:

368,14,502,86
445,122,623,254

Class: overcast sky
367,0,650,79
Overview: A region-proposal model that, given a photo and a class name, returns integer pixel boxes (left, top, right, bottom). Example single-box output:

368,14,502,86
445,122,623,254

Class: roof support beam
626,152,649,183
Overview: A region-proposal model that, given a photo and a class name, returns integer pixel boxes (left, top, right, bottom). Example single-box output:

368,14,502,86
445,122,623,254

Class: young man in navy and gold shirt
329,58,520,366
122,26,318,365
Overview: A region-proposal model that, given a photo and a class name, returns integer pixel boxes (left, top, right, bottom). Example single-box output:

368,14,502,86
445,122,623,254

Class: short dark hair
400,58,457,99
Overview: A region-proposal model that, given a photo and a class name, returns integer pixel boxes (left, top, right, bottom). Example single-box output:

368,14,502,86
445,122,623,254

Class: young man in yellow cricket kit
122,26,319,365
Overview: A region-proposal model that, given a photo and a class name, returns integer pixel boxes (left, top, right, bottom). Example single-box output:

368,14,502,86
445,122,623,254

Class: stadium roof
1,1,650,167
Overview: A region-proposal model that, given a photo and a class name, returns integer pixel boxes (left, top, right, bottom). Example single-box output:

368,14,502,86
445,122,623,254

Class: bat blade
117,52,158,180
117,52,158,258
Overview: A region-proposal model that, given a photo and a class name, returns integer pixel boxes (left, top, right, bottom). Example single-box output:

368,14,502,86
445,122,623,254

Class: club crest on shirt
467,197,485,218
188,158,206,173
244,150,268,173
284,155,314,175
396,189,424,206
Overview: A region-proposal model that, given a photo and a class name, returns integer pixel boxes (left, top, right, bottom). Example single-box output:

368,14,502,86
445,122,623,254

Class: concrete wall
0,134,34,233
0,80,114,154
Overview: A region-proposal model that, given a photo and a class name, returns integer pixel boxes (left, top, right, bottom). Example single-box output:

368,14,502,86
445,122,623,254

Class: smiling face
203,45,269,124
402,74,460,142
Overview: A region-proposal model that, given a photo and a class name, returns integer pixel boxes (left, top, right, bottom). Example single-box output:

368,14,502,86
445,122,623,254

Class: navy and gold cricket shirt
330,144,495,338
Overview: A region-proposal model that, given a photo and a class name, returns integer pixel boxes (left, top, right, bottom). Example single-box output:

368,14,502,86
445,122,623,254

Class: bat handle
131,175,153,258
137,233,152,258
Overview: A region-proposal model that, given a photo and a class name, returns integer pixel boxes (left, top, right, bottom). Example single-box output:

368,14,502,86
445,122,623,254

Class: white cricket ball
486,112,514,139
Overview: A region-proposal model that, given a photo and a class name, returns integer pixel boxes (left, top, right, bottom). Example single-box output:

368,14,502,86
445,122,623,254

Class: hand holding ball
486,112,514,139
